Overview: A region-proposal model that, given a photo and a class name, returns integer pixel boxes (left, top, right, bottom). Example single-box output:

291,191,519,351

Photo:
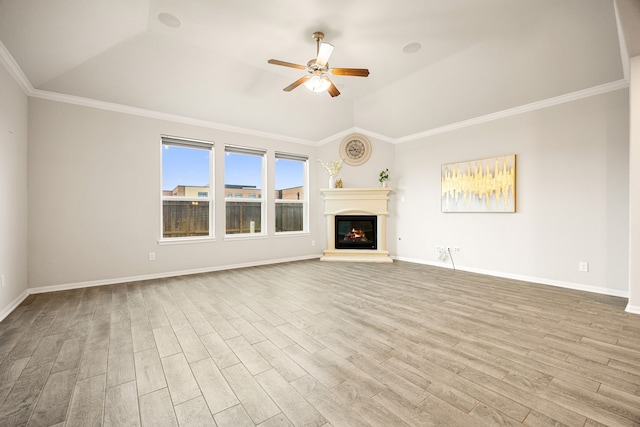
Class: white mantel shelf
320,187,393,263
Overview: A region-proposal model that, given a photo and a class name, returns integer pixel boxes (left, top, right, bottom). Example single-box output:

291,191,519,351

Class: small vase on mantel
381,181,387,188
329,175,336,188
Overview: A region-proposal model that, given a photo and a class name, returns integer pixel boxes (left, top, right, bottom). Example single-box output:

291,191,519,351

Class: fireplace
335,215,377,250
320,187,392,263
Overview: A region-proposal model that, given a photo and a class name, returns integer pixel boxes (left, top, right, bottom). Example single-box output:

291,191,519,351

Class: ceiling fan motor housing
307,59,328,73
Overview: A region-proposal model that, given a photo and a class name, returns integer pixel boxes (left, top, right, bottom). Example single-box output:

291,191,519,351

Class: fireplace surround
320,188,392,262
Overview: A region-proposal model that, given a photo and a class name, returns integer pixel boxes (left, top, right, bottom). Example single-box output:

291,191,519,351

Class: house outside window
161,136,214,239
275,152,308,233
225,145,265,235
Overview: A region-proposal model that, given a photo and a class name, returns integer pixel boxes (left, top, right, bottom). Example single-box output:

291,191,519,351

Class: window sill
158,236,216,246
275,231,310,238
223,233,268,242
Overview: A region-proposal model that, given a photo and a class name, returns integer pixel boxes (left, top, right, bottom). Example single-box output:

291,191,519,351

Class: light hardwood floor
1,260,639,426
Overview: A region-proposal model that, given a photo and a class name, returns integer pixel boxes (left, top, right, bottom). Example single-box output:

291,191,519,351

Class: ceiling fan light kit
268,31,370,97
304,75,332,93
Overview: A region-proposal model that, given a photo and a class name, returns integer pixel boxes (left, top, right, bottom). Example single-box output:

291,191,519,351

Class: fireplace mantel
320,187,392,262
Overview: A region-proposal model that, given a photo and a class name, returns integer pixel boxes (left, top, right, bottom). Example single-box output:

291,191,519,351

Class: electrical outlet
311,240,316,246
149,252,156,261
453,247,460,252
579,262,589,272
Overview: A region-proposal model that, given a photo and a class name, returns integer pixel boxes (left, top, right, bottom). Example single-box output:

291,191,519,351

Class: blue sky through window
163,145,304,191
225,152,263,189
275,158,304,190
162,145,210,191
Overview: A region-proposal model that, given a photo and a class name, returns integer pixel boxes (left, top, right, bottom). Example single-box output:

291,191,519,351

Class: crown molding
614,0,630,81
32,79,629,147
317,126,395,146
394,79,630,144
1,39,630,147
29,89,319,146
0,41,33,94
0,41,318,146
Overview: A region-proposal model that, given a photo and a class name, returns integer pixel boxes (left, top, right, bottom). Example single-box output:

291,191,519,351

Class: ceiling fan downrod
312,31,325,55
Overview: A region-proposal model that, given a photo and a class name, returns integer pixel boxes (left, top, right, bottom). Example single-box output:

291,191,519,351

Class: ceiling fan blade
316,42,334,67
268,59,306,70
327,81,340,97
283,76,311,92
330,68,370,77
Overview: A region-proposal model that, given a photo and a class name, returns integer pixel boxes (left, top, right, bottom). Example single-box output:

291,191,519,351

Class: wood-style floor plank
1,260,639,426
174,396,216,426
134,347,167,396
255,368,326,427
190,357,239,414
139,388,178,427
104,380,140,427
160,352,201,405
0,362,52,426
213,404,255,427
27,368,77,427
221,363,281,424
65,373,106,427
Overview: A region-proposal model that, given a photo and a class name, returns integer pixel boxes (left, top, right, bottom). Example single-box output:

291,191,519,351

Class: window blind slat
275,152,309,162
225,145,266,156
162,135,213,149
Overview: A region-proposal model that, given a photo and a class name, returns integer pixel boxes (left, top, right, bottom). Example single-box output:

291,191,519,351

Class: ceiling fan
268,32,370,97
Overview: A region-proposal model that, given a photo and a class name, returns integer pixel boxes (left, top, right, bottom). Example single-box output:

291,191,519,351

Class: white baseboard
4,254,632,322
28,254,322,295
0,290,29,323
393,256,630,299
625,304,640,315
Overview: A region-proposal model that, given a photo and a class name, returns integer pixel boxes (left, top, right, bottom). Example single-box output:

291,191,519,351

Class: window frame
275,151,309,234
160,136,215,242
224,145,267,238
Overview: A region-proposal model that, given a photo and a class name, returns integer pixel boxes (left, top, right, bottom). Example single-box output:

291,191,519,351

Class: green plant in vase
379,168,389,187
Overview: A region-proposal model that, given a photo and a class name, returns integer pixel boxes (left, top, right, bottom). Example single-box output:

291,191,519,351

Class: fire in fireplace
335,215,377,250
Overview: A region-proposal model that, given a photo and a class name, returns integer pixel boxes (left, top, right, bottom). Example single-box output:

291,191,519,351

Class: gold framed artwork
441,154,516,213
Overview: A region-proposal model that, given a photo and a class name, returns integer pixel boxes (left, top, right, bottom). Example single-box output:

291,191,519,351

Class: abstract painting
441,154,516,213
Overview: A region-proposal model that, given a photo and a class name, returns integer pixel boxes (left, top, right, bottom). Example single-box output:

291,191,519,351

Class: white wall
0,60,28,319
394,89,630,295
27,99,322,290
628,55,640,312
24,90,631,298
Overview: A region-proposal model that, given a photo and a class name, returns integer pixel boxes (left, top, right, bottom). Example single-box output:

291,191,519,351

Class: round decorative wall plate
340,134,372,166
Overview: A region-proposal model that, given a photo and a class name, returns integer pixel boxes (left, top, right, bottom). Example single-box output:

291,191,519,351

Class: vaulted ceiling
0,0,629,142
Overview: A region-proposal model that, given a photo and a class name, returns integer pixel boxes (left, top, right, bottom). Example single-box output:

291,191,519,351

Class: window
275,152,308,233
225,145,265,235
161,136,214,239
